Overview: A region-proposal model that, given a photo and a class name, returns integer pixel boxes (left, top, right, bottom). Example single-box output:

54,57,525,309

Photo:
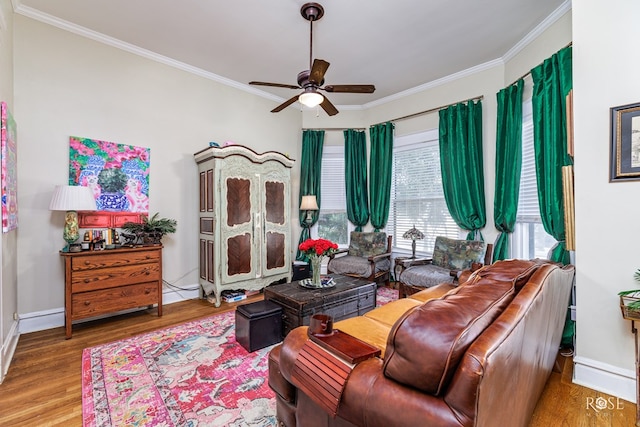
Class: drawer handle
145,289,151,294
84,279,90,283
145,270,151,275
85,261,90,265
146,255,151,259
84,301,90,306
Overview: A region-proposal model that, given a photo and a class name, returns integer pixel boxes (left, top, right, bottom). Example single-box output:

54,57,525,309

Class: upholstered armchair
397,236,492,298
327,231,392,287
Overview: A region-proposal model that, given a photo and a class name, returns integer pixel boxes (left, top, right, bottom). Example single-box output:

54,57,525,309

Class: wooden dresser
61,246,163,338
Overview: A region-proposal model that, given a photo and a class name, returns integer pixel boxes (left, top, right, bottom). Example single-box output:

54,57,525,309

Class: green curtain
493,80,524,261
344,129,369,231
369,122,394,231
438,100,486,240
296,130,325,261
531,46,573,265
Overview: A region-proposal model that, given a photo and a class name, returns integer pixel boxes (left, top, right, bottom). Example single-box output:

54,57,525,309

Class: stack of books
221,290,247,303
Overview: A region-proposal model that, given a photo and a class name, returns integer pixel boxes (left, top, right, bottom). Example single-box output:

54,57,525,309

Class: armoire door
261,166,290,277
219,156,259,284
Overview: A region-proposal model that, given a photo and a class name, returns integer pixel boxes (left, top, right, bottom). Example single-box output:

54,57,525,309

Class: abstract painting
69,136,150,213
1,101,17,232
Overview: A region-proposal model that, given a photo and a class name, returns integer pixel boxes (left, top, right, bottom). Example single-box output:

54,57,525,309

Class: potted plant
98,167,128,211
121,212,177,245
618,269,640,320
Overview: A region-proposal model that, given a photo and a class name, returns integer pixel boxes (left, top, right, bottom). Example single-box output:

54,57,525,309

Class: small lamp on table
300,195,319,230
402,225,424,258
49,185,97,252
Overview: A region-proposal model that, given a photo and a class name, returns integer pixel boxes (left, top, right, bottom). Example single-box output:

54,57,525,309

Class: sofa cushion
431,236,487,270
328,255,390,277
347,232,388,257
383,277,516,395
333,316,393,357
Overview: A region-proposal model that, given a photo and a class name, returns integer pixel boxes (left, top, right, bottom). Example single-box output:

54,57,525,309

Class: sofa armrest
338,359,464,427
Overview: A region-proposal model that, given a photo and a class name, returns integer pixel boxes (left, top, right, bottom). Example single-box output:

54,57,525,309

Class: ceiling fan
249,2,375,116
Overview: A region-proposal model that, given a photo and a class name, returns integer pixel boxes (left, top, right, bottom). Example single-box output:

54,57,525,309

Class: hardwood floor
0,295,636,426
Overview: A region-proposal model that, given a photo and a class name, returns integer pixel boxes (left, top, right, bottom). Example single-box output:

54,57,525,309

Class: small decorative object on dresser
61,246,163,338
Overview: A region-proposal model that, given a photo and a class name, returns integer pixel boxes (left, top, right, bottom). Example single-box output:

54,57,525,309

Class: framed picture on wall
610,102,640,182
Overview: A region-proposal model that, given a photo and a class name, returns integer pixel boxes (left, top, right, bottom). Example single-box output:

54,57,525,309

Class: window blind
388,131,458,254
517,101,541,222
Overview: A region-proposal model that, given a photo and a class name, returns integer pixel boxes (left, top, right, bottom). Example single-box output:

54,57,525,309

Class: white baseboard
573,355,636,403
18,283,201,334
1,319,20,383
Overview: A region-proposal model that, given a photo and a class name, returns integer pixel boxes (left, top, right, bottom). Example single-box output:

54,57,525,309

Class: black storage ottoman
235,300,283,352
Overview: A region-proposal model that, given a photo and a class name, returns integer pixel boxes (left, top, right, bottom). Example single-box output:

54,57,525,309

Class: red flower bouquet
298,238,339,286
298,238,339,258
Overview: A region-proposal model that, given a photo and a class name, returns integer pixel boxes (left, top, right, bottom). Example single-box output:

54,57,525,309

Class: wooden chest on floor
264,275,376,337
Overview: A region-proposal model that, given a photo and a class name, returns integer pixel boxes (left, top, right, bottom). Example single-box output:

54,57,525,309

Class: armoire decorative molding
194,145,294,306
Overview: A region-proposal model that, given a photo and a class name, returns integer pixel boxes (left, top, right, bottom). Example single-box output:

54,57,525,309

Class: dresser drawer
71,263,161,293
72,282,159,319
71,250,160,271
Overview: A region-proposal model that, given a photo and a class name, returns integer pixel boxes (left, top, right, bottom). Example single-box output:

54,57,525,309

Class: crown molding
363,58,503,110
13,3,283,103
502,0,572,63
13,1,572,111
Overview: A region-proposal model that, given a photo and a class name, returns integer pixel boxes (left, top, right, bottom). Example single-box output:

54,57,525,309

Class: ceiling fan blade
249,81,301,90
320,96,339,116
309,59,330,85
323,84,376,94
271,94,301,113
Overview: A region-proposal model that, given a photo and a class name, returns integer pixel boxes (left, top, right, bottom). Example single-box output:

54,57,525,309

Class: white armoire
194,145,294,306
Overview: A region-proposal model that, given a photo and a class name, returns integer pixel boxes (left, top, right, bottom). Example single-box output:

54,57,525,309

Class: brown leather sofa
268,259,575,427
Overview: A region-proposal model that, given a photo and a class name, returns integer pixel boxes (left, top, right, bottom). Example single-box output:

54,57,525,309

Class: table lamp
402,225,424,258
300,195,319,228
49,185,97,252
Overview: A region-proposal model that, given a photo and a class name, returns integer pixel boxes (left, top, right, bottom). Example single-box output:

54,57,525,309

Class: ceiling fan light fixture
298,91,324,108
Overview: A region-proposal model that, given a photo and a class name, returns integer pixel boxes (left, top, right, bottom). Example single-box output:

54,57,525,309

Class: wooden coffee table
264,274,377,337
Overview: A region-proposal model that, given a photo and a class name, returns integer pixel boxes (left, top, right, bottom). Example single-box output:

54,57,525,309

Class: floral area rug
82,286,398,427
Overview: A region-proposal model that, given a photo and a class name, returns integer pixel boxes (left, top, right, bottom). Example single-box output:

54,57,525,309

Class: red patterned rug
82,286,398,426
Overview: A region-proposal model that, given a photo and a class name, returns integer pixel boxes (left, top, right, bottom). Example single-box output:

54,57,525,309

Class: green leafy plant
98,167,128,193
121,212,177,245
618,269,640,310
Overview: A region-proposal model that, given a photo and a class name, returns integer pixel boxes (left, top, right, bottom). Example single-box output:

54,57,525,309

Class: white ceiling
14,0,569,110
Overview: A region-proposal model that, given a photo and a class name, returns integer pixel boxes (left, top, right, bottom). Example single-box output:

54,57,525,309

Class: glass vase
311,256,323,287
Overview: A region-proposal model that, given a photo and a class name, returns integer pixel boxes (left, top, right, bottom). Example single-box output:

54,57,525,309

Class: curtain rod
371,95,484,127
507,41,573,88
301,127,366,131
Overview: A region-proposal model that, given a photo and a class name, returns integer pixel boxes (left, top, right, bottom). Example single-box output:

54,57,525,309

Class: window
388,130,459,255
512,100,557,259
316,146,351,246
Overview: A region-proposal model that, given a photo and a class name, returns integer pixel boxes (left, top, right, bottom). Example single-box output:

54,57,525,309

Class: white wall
13,15,302,321
572,0,640,403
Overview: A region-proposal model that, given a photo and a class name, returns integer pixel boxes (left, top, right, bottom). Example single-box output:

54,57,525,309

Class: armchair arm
400,257,432,268
368,251,393,263
328,248,348,260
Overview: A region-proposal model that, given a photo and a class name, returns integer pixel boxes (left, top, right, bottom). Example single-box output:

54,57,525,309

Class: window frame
313,145,354,248
387,129,461,257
